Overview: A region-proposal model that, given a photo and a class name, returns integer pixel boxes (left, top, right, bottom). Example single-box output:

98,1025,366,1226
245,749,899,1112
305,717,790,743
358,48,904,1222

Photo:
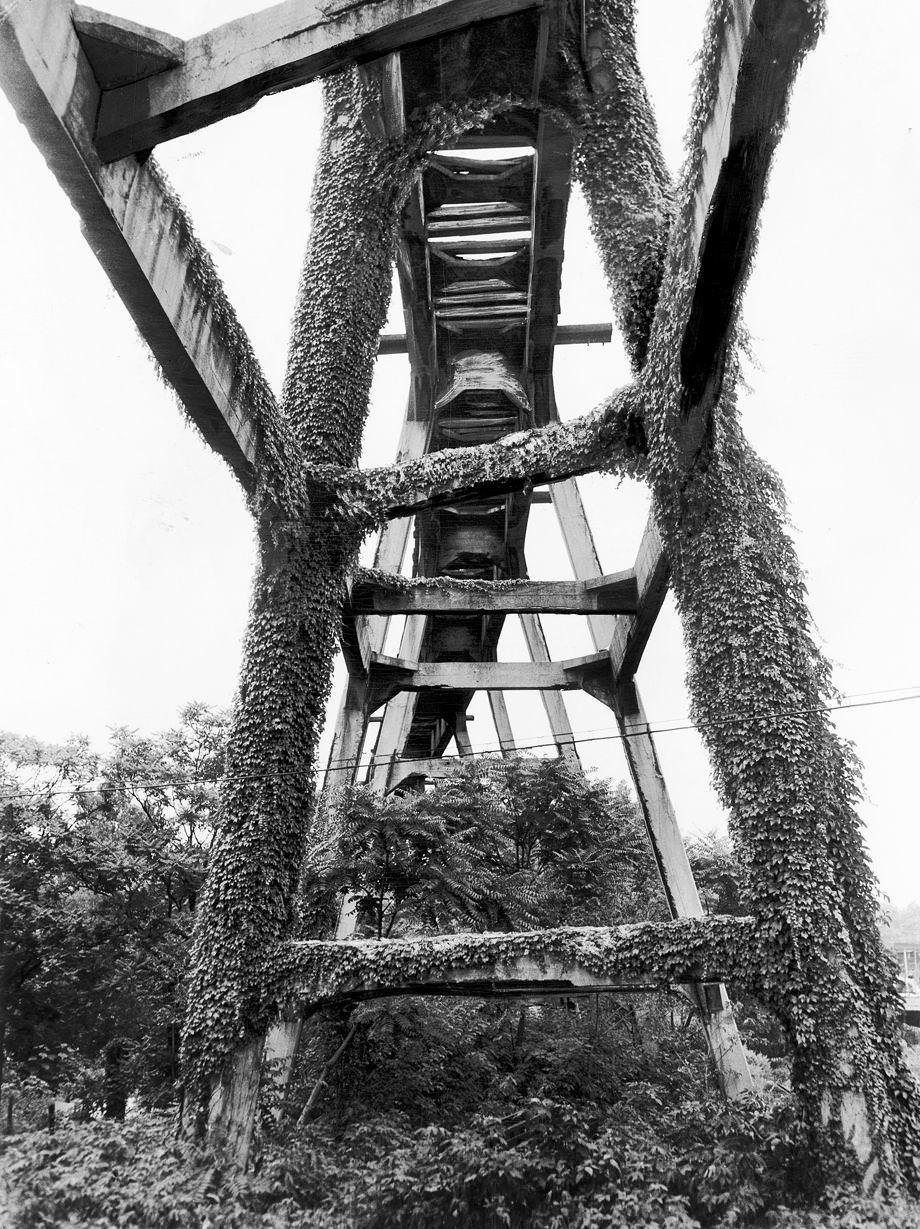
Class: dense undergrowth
4,1087,920,1228
4,736,920,1226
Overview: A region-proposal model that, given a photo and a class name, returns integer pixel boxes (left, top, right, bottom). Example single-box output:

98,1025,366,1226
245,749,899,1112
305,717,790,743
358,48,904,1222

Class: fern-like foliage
301,756,661,941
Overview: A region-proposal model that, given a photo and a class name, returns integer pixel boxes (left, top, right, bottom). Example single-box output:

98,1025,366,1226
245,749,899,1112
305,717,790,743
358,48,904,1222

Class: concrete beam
290,918,752,1007
663,0,818,468
349,571,638,615
609,511,670,683
72,5,184,88
378,322,612,356
91,0,542,161
366,649,611,707
386,755,456,791
0,0,268,491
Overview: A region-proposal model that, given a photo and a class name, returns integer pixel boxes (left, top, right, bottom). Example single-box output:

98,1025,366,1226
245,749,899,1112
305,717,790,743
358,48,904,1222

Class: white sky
1,1,918,905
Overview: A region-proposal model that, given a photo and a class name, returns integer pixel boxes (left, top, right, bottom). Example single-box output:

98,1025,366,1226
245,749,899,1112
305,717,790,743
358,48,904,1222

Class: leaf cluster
0,706,227,1107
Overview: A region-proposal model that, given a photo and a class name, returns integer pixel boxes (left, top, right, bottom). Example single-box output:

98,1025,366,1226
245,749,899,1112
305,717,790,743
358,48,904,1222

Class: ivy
562,0,675,371
176,0,920,1194
599,0,920,1191
311,384,647,526
354,569,547,596
278,917,757,1012
180,70,528,1132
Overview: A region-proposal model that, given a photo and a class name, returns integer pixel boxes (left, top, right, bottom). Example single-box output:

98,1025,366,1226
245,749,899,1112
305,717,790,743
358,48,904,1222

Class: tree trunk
0,973,7,1110
103,1038,128,1120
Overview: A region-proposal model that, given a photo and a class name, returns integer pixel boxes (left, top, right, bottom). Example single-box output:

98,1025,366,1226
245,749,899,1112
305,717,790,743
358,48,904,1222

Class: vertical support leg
206,1037,264,1167
518,612,580,765
454,710,474,757
323,675,369,792
271,680,371,1109
331,616,427,940
548,476,752,1097
615,679,752,1098
263,1017,305,1124
488,691,517,756
290,429,420,1097
369,612,427,791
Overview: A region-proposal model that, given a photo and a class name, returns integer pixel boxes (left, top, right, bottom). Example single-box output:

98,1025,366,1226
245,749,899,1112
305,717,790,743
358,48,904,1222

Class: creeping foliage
6,1095,919,1229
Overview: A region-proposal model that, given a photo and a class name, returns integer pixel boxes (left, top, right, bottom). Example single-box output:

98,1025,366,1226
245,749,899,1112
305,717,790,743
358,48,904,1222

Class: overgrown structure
3,0,918,1194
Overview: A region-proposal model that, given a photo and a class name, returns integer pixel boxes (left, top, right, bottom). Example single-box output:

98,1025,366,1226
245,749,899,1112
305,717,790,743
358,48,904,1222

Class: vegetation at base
4,728,920,1225
4,1093,916,1229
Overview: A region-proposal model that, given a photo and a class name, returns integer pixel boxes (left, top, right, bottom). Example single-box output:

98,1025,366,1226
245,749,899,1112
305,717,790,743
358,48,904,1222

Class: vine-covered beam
90,0,541,161
628,0,920,1186
646,0,822,469
569,0,674,372
282,917,756,1008
349,570,639,615
320,384,647,524
0,0,284,494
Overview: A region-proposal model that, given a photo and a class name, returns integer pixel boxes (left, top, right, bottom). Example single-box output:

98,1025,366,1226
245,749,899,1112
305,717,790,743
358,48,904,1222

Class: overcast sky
1,1,917,905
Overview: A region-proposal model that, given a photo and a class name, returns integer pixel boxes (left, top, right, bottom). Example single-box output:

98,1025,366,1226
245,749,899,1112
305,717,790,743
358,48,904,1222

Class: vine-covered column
565,0,920,1188
180,69,416,1152
181,67,510,1158
563,0,673,373
645,361,920,1188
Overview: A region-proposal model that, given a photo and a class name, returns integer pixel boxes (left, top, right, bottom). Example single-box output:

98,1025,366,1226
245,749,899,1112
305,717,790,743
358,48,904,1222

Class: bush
3,1103,918,1229
0,1113,263,1229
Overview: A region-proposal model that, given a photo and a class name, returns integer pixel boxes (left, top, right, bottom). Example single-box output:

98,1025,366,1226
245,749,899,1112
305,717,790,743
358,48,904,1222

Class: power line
326,687,920,769
3,688,919,804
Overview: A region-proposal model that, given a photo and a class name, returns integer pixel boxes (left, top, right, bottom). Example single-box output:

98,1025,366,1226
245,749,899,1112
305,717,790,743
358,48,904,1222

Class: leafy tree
304,756,663,940
294,757,695,1129
0,706,227,1110
6,744,912,1225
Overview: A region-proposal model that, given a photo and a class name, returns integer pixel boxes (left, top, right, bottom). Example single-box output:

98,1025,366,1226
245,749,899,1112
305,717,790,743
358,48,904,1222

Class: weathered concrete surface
0,0,267,490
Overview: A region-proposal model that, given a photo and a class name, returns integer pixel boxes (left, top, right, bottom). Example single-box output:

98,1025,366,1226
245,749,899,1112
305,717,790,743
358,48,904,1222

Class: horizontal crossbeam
385,756,456,791
350,571,638,615
377,321,612,355
365,649,612,704
91,0,542,161
286,917,753,1008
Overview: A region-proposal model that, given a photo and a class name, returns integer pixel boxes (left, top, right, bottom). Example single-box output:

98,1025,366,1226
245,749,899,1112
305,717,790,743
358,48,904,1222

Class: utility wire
326,687,920,769
2,688,919,804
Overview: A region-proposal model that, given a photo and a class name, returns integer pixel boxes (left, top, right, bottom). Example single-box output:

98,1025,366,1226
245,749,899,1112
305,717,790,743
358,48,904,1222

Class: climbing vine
181,68,525,1134
561,0,674,371
354,570,552,596
177,0,920,1193
592,0,920,1190
315,383,646,526
278,917,757,1011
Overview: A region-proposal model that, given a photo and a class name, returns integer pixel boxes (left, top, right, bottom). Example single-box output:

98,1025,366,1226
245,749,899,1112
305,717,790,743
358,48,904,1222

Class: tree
308,758,661,940
0,707,226,1110
294,757,688,1126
